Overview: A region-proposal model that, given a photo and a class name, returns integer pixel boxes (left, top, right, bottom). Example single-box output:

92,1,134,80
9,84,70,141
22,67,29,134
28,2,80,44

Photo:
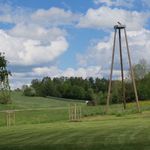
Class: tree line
23,77,108,104
23,59,150,105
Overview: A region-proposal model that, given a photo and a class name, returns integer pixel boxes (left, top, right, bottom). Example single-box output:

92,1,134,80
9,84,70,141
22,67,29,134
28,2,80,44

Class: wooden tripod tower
106,23,140,112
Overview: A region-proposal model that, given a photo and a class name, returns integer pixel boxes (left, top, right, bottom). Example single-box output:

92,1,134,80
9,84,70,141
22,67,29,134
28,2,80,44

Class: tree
23,86,36,96
0,53,11,104
138,73,150,100
111,81,122,104
71,85,86,99
85,88,94,100
129,59,149,80
31,79,41,96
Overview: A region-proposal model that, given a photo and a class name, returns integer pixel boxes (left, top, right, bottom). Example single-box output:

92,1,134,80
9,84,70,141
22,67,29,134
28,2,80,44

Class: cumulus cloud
0,5,77,66
31,7,80,26
8,23,67,40
77,28,150,73
0,4,79,26
0,29,68,65
78,6,148,30
33,66,102,79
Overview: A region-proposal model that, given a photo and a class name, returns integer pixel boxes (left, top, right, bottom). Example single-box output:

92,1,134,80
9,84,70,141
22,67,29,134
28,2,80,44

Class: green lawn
0,92,104,126
0,92,150,150
0,112,149,150
0,92,84,111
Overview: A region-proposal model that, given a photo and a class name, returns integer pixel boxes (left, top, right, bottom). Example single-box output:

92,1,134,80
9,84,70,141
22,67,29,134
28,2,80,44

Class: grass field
0,92,150,150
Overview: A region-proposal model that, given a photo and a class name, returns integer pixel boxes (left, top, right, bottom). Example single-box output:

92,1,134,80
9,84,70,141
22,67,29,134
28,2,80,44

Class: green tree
23,86,36,96
111,81,122,104
0,53,11,104
71,85,86,99
31,79,42,96
86,88,94,100
129,59,149,80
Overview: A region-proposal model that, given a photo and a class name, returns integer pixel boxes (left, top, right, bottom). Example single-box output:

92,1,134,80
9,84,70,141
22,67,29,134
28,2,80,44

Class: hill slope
0,92,84,111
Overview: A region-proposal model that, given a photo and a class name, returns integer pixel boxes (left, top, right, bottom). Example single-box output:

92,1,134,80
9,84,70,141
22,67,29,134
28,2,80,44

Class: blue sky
0,0,150,89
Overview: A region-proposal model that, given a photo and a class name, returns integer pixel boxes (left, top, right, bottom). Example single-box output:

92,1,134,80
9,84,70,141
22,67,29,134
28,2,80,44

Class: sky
0,0,150,89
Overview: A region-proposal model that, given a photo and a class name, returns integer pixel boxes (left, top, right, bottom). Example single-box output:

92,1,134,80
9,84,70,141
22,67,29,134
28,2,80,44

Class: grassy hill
0,92,150,150
0,92,84,110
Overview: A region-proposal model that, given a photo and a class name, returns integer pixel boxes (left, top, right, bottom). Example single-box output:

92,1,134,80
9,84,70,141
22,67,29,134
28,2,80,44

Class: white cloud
33,66,102,79
0,5,79,26
32,66,61,77
77,28,150,72
31,7,80,26
78,6,148,30
8,23,67,40
0,5,82,66
0,4,31,24
0,29,68,65
94,0,134,7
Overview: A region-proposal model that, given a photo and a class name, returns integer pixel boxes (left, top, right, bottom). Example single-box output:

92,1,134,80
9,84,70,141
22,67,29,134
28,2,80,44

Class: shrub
23,86,36,96
0,90,11,104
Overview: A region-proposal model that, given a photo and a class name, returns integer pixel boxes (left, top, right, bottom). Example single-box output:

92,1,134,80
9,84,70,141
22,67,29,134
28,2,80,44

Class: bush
93,92,107,105
0,90,11,104
23,87,36,96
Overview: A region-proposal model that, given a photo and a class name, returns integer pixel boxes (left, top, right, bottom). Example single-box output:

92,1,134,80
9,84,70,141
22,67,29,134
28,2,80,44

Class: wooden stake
5,110,15,127
69,104,81,121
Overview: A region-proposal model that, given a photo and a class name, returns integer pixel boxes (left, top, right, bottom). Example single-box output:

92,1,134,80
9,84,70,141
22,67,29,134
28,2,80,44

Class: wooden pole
69,104,71,121
75,104,77,120
5,111,16,126
69,104,82,121
6,113,8,126
13,112,15,125
106,28,117,112
8,113,10,126
118,29,126,109
80,106,81,120
124,28,140,112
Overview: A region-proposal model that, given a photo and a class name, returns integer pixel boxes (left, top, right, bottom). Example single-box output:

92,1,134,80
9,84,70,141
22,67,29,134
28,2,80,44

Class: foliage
0,53,11,104
0,90,11,104
132,59,149,80
23,86,36,97
27,77,109,103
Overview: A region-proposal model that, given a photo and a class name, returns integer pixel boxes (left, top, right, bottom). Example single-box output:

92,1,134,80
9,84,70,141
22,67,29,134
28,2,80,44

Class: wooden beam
124,28,140,112
118,29,126,109
106,29,117,112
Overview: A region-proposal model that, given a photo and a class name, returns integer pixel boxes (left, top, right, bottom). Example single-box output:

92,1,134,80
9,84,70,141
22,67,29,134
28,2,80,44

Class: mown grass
0,92,84,126
0,92,149,149
0,92,150,126
0,92,84,111
0,112,149,150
